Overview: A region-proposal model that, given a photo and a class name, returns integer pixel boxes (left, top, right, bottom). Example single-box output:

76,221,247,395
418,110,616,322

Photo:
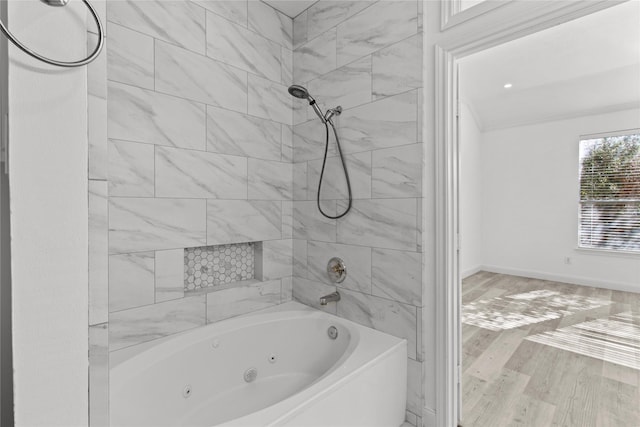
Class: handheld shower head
287,84,326,123
288,85,310,100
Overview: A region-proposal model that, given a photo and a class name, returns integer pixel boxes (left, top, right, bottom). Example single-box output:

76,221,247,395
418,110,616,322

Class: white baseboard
422,407,436,427
461,265,483,279
480,265,640,294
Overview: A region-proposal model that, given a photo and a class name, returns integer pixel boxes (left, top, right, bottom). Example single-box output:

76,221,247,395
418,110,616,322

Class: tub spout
319,291,340,306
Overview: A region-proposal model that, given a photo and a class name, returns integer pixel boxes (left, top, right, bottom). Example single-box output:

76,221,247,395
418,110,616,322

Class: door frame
429,1,629,425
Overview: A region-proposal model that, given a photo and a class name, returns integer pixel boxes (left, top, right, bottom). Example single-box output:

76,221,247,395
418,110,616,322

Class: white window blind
578,130,640,252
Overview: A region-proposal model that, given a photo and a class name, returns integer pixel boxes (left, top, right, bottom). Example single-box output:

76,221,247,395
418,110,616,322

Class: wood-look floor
461,271,640,427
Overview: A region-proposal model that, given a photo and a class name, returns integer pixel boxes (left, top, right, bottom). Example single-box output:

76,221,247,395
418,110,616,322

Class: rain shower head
287,84,326,123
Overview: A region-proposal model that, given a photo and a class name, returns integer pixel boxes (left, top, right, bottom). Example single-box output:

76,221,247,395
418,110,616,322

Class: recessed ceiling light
504,83,513,89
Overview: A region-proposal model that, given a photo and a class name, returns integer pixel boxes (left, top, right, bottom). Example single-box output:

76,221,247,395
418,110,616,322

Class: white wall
479,109,640,292
8,1,88,425
459,102,484,277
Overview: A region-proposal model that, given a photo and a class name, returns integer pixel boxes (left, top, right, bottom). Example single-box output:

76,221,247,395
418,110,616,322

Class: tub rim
110,301,407,427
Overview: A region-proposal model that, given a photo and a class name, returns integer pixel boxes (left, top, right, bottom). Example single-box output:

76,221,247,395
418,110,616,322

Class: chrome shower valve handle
327,257,347,283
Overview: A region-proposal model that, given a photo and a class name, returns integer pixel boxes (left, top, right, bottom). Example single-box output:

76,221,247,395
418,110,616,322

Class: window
578,130,640,252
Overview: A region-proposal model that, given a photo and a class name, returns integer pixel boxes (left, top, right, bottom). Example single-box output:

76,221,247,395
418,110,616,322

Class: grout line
246,73,249,114
299,0,378,49
153,144,156,198
245,157,249,200
204,192,208,246
298,29,418,87
153,251,157,304
204,105,208,151
334,27,338,71
370,52,374,101
107,136,282,162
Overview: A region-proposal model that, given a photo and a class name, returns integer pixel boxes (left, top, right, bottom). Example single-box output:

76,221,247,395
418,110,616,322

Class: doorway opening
433,1,640,425
457,2,640,425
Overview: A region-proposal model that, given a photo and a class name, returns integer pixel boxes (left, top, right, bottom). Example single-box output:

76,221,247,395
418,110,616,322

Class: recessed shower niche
184,242,276,293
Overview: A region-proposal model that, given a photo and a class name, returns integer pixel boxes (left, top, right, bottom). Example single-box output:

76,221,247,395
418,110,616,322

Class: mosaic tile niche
184,243,255,290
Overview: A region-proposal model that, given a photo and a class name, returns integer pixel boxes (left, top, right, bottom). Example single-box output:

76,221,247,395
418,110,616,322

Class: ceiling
459,1,640,131
262,0,318,18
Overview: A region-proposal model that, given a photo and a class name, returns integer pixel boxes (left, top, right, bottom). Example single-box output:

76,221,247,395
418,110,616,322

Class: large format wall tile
155,41,247,112
307,151,372,200
88,31,107,181
248,0,292,49
282,200,293,239
337,198,417,251
282,276,293,302
248,159,292,200
88,72,107,180
292,278,337,314
293,201,336,242
372,143,422,198
307,241,371,294
292,10,308,49
372,34,422,99
206,11,281,82
109,295,206,351
109,252,155,312
293,29,337,83
308,56,372,111
337,289,417,359
247,74,292,125
207,200,282,245
259,240,293,280
282,125,294,162
207,106,281,161
101,8,425,421
155,249,185,303
108,139,154,197
107,23,154,90
206,280,281,323
288,0,424,418
193,0,247,26
293,239,308,278
108,0,205,54
336,1,417,67
89,180,108,325
109,198,206,254
293,119,337,162
88,31,107,100
372,248,421,306
89,324,109,426
339,90,418,154
407,358,423,414
108,81,206,150
293,162,310,201
281,47,293,86
155,146,247,199
307,1,372,41
293,98,308,126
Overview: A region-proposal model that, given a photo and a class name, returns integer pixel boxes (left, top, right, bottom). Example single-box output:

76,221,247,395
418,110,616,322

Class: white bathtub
110,301,407,427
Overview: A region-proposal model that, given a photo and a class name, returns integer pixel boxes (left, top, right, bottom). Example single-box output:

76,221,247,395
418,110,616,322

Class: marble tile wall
87,3,109,424
94,0,295,367
87,1,424,425
291,1,424,424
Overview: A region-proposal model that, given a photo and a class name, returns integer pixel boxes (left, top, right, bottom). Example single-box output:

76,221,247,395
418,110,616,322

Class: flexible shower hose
317,120,352,219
